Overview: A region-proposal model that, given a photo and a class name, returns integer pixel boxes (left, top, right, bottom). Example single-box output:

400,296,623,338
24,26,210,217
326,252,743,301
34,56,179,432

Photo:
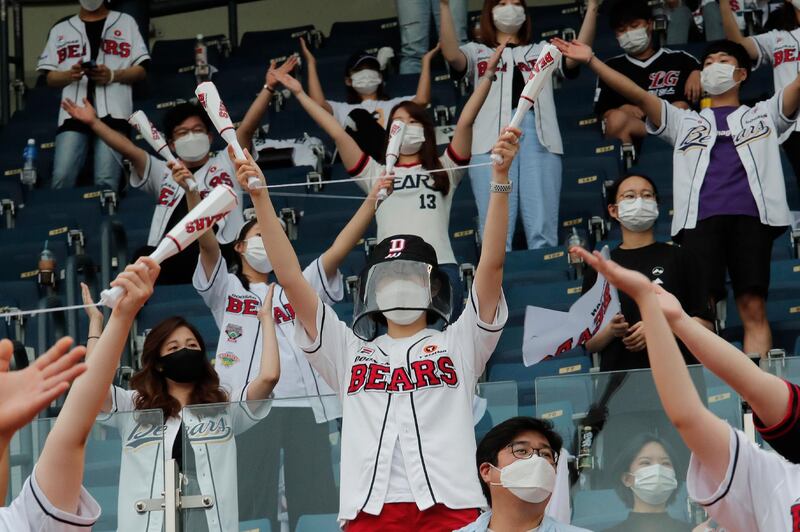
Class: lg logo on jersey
347,357,459,394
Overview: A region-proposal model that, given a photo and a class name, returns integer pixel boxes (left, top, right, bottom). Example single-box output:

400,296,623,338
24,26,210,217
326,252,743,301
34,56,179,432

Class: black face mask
160,348,206,383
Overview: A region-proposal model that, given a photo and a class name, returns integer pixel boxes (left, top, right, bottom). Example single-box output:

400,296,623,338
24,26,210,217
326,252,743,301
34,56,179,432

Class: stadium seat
296,514,339,532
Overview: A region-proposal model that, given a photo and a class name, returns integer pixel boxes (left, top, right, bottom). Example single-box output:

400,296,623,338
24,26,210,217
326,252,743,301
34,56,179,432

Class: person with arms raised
231,125,519,530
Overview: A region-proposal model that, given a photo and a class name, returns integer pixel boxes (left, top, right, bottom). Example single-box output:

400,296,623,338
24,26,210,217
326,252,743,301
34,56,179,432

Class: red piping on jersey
347,152,369,176
446,144,470,166
755,380,800,439
394,161,421,168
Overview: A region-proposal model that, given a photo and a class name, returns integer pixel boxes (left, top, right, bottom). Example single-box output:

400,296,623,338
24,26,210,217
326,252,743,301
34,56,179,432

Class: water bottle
195,34,208,67
21,138,37,187
38,240,57,288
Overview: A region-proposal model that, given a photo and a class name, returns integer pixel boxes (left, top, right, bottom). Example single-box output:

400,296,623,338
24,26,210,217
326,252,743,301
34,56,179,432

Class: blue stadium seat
296,514,339,532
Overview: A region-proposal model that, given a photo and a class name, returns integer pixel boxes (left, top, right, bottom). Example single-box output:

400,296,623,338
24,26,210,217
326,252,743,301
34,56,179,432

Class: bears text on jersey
347,356,459,394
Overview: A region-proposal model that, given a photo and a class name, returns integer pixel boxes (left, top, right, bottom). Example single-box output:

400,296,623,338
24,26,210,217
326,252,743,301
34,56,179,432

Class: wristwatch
489,181,512,193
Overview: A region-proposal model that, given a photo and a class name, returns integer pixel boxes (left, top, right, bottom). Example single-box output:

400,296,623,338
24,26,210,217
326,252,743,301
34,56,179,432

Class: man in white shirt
38,0,149,190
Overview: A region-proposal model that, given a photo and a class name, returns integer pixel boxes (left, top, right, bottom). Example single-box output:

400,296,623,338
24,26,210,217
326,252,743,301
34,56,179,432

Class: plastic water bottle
195,34,208,67
38,240,56,288
21,138,37,187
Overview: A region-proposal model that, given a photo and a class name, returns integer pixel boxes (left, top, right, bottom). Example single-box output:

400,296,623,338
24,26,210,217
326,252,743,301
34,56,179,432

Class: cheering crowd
3,0,800,530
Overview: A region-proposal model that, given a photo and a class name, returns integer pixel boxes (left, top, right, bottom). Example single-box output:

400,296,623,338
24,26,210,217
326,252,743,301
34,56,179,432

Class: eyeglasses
617,190,656,202
506,442,558,464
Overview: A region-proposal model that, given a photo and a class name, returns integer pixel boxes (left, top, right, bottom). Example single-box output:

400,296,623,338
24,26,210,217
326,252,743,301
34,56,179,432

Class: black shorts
675,215,782,301
754,380,800,464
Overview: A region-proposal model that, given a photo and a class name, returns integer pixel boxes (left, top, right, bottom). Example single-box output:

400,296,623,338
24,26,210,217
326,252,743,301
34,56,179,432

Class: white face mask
490,455,556,504
492,4,527,34
243,236,272,274
79,0,104,11
350,69,383,96
173,132,211,163
617,197,659,232
399,124,426,155
617,27,650,55
701,62,740,95
629,464,678,506
376,278,430,325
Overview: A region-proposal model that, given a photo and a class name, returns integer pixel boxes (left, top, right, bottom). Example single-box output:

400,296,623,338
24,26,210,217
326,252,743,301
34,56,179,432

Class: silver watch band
489,181,512,193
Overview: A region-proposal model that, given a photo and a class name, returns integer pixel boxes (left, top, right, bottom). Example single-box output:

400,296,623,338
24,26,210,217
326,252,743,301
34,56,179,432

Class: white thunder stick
491,44,563,164
377,119,406,207
100,185,238,308
129,110,199,192
195,81,259,190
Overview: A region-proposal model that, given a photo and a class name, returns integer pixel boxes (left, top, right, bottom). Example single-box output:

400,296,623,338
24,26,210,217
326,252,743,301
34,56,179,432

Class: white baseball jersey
131,152,246,247
37,11,150,127
193,253,344,422
687,426,800,531
347,144,469,266
294,283,508,523
0,467,100,531
752,28,800,140
460,41,564,155
105,385,269,532
329,96,414,130
647,92,796,236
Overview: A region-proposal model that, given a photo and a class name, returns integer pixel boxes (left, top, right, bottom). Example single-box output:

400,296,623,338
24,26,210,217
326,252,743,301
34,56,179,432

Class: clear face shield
352,260,452,341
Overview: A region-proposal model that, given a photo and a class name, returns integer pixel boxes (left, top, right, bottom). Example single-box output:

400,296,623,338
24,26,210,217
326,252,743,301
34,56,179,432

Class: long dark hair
130,316,227,419
769,1,800,31
231,218,258,291
479,0,533,47
384,102,448,194
611,433,682,508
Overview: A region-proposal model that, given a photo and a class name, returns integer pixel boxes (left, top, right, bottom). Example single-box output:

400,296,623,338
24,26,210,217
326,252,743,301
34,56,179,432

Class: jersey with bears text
131,151,245,247
295,283,508,523
193,253,343,422
753,28,800,140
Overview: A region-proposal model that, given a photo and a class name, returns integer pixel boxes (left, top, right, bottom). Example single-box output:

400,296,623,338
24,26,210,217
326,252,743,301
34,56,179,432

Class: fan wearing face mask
595,0,701,150
455,416,589,532
81,293,279,532
606,434,691,532
275,45,503,321
555,36,800,358
62,55,295,284
439,0,599,250
233,126,519,531
37,1,150,191
299,40,438,162
721,0,800,191
581,174,714,372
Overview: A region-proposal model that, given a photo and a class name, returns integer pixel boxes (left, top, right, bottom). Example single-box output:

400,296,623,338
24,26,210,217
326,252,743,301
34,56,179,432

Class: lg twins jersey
348,145,469,265
687,426,800,531
294,284,508,523
106,385,269,532
193,254,344,422
0,468,100,531
37,12,149,127
131,152,245,247
752,28,800,140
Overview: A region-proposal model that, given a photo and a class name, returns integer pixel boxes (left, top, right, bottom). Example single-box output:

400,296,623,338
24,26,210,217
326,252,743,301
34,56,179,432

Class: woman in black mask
82,283,279,532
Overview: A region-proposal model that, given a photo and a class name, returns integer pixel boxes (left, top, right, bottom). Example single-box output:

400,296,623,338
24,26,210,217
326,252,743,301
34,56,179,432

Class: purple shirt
697,106,760,220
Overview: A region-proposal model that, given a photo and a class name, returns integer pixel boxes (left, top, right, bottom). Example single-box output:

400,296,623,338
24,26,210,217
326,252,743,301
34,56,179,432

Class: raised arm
474,128,520,322
234,149,321,339
299,37,334,114
247,283,281,400
320,178,391,279
554,38,664,128
412,44,440,107
719,0,759,60
276,70,365,170
449,42,505,156
79,283,114,413
236,56,299,150
176,163,221,278
35,259,158,514
568,0,600,70
62,98,148,177
574,249,731,483
0,439,7,504
655,287,789,428
782,73,800,119
439,0,468,73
